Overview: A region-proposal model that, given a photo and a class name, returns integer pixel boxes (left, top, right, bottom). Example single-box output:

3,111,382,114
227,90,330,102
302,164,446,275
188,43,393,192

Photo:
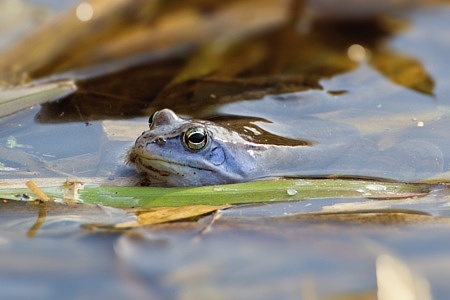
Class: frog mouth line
136,156,216,175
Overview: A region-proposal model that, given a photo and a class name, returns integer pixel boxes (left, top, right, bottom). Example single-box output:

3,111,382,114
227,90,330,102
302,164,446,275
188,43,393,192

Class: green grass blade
0,179,430,208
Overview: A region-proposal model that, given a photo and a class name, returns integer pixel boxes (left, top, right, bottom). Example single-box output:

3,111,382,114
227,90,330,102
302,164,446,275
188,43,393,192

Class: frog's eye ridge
148,111,158,128
182,127,208,151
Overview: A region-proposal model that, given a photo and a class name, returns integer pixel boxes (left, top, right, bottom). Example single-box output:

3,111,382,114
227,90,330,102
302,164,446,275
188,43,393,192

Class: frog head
128,109,259,186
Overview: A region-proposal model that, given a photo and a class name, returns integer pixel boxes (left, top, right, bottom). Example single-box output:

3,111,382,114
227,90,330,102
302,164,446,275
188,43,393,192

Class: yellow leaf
370,52,435,96
116,205,230,228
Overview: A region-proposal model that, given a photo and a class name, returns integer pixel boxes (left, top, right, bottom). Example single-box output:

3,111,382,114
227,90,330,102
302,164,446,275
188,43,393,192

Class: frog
128,109,444,187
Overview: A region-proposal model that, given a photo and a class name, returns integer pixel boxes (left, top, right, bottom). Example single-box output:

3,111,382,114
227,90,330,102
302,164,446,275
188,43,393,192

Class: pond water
2,4,450,184
1,1,450,299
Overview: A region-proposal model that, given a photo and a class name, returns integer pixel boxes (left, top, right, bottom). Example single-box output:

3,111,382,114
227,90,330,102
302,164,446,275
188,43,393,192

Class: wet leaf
0,0,289,83
0,80,76,118
0,199,135,234
165,39,237,87
116,205,229,227
0,178,430,208
162,38,267,87
80,179,431,207
370,51,435,95
0,0,162,82
271,211,450,226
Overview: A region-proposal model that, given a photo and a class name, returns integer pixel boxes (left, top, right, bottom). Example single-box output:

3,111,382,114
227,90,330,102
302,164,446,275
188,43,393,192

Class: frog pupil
189,132,204,143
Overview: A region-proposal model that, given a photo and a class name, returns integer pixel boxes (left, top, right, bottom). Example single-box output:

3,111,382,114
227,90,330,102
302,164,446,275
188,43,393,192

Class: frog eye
182,127,208,151
148,111,159,128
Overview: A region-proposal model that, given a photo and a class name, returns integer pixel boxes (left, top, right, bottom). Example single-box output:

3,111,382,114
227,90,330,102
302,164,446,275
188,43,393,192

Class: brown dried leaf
370,51,435,96
166,39,237,87
116,205,230,228
0,0,161,83
167,38,267,87
0,0,289,83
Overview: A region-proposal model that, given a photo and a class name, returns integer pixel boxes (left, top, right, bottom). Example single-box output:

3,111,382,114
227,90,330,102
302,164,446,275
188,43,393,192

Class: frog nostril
154,138,166,146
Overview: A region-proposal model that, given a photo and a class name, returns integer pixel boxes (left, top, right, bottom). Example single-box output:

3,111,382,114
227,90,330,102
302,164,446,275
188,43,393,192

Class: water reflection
1,3,450,298
376,254,432,300
113,220,450,299
0,4,448,183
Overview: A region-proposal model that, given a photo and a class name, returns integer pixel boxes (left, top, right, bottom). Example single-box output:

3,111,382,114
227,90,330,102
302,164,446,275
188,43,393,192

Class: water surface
1,2,450,299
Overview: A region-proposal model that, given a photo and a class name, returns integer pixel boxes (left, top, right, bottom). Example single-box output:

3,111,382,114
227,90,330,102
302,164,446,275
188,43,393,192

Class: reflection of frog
128,109,444,187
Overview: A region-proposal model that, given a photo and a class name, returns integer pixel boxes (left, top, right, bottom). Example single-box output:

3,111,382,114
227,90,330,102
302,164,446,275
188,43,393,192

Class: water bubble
365,184,387,191
286,188,298,196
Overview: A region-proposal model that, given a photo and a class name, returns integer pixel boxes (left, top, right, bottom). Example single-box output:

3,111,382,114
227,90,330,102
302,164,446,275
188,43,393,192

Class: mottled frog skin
129,109,257,186
129,109,444,186
128,109,364,186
